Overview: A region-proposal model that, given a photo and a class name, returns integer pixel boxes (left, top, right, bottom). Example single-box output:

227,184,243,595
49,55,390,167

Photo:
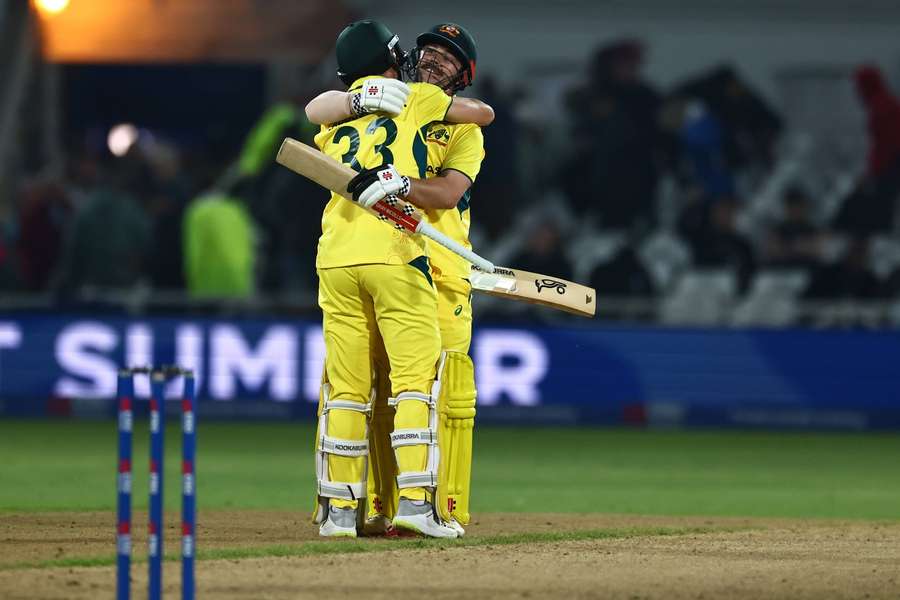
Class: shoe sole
319,522,357,538
319,531,356,538
392,516,458,539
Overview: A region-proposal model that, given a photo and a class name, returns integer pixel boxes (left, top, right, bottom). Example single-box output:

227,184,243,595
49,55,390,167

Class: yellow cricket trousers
366,274,474,515
435,275,473,353
318,262,441,507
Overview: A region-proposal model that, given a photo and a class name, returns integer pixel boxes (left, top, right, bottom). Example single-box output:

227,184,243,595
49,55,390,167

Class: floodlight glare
34,0,70,16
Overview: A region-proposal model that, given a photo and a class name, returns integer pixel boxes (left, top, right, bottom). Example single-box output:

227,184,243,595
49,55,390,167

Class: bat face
471,265,597,317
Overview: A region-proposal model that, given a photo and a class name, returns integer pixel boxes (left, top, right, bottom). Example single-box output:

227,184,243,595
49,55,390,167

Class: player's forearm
406,173,470,210
305,91,353,125
446,97,495,127
306,80,410,125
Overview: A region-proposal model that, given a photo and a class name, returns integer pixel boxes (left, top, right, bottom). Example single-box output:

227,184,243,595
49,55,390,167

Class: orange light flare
33,0,71,17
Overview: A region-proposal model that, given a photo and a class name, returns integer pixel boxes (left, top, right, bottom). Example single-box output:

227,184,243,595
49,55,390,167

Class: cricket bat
469,266,596,317
276,138,494,272
276,137,596,317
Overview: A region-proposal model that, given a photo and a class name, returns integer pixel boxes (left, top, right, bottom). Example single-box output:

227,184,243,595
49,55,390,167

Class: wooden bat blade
470,266,597,317
276,137,355,199
276,137,420,232
275,137,495,271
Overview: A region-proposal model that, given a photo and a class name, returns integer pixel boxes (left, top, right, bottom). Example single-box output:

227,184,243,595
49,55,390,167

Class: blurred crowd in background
2,37,900,321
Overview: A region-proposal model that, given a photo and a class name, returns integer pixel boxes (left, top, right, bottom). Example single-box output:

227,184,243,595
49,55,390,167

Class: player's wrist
350,93,364,116
398,174,411,197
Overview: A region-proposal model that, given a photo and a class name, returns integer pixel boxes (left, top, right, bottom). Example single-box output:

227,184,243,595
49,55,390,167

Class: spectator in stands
856,65,900,182
141,140,191,291
804,237,884,300
183,178,256,299
835,66,900,235
0,219,20,291
16,181,71,290
63,139,103,208
561,39,661,230
883,266,900,298
763,185,824,270
508,219,573,282
676,65,783,170
676,99,735,200
472,75,521,240
55,152,153,294
684,197,756,292
588,244,655,297
235,98,321,293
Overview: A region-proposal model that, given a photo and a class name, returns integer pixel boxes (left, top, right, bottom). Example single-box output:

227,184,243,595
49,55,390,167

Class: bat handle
416,221,495,273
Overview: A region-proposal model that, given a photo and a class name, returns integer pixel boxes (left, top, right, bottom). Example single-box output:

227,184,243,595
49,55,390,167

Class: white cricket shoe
391,498,458,539
448,518,466,537
319,505,358,538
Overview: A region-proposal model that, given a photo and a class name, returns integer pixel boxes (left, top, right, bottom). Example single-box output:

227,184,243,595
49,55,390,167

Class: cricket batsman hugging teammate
305,19,493,538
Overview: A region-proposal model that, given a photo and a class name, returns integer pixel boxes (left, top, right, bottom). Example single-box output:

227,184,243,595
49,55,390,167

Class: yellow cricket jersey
421,122,485,280
315,79,451,269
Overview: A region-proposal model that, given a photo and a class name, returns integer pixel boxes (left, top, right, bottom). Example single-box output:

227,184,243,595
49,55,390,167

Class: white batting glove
351,79,410,117
347,164,411,208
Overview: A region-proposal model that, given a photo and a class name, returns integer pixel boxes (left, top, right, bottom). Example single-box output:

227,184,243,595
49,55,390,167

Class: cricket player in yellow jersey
307,20,493,539
307,22,487,537
404,24,483,537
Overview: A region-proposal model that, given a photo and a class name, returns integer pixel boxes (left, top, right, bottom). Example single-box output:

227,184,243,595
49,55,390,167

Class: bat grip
416,221,495,273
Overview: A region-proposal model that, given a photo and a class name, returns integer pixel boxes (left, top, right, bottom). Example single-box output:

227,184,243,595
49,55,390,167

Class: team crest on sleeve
425,126,450,147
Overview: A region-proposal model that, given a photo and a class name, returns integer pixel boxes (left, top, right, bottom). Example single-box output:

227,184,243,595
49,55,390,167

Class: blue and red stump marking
117,367,195,600
116,371,133,600
148,371,166,600
181,373,196,600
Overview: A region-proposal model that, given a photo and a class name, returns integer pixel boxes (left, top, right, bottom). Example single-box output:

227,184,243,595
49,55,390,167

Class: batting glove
347,164,411,208
351,79,410,117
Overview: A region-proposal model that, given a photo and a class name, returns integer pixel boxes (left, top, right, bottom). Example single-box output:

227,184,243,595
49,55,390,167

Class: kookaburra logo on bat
535,278,567,294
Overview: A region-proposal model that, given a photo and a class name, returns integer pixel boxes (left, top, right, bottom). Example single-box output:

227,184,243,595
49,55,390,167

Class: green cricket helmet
335,20,406,86
408,23,477,92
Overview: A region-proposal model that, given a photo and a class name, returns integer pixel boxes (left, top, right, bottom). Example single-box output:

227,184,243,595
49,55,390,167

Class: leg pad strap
316,388,372,503
390,390,439,491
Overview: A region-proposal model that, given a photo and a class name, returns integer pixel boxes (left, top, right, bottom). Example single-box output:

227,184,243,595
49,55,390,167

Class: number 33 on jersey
315,79,451,269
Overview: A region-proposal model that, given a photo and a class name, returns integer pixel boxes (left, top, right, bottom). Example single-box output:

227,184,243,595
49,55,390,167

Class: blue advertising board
0,315,898,429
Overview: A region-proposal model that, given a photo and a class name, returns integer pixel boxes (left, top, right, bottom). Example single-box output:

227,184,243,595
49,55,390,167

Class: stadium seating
731,270,809,327
660,269,738,325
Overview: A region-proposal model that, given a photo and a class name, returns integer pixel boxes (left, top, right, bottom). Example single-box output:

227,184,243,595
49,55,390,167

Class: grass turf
3,525,726,571
1,421,899,519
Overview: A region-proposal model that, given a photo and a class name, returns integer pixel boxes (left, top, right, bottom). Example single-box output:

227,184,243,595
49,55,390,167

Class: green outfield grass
1,421,898,519
12,526,723,570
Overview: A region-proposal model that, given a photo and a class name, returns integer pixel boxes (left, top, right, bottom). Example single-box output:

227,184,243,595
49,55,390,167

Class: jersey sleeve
412,83,453,127
443,124,485,183
312,124,329,151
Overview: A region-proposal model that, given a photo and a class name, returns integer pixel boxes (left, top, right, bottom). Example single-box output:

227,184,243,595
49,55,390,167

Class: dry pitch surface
1,511,898,599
